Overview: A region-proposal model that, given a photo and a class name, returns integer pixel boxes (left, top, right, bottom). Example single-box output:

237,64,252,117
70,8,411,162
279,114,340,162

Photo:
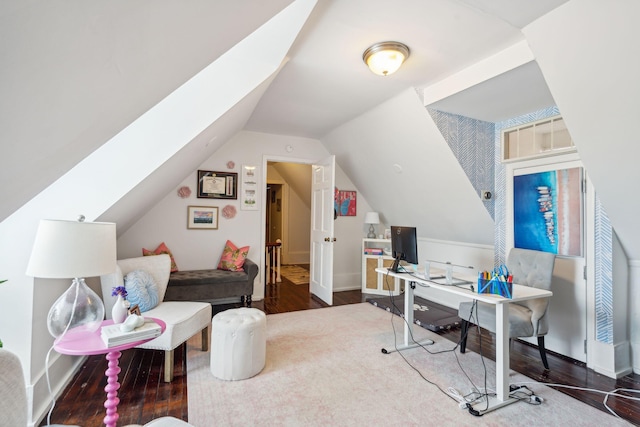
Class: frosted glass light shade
47,278,105,338
363,41,410,76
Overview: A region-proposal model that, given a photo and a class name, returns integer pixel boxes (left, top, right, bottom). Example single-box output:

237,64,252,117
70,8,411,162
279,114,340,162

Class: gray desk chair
0,348,194,426
458,248,556,369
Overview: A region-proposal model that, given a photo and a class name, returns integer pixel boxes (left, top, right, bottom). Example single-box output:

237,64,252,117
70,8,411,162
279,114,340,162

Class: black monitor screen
390,226,418,272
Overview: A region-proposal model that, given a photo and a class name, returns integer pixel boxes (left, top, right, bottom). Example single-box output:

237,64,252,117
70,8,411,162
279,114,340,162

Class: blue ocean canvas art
513,168,583,256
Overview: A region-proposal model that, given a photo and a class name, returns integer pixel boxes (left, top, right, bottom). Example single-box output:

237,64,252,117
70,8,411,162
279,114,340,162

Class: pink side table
54,318,166,427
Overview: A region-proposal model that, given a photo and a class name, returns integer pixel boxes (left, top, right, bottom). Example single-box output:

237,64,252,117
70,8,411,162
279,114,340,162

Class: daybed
164,258,259,306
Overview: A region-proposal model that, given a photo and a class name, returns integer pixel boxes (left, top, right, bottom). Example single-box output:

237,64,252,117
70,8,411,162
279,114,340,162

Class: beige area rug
278,264,309,284
186,304,631,426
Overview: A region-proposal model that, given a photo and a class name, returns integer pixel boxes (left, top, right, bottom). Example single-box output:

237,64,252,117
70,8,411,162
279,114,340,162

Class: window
502,116,575,162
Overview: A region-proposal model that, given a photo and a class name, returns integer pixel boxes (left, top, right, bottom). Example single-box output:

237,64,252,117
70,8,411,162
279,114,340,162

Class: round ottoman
210,307,266,380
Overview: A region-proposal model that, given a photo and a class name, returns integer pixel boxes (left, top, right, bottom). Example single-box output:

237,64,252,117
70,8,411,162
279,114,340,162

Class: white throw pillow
124,269,159,312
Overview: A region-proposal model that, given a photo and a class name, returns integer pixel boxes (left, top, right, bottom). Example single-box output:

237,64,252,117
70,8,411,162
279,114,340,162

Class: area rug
186,303,631,426
278,264,309,284
367,294,462,332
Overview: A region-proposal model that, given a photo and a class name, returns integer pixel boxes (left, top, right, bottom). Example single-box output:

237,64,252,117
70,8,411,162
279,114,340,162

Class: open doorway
265,183,283,243
265,161,312,286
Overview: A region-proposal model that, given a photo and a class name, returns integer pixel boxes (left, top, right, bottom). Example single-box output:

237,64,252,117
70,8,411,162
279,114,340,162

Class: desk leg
496,303,509,401
103,350,122,427
471,303,518,414
382,280,433,354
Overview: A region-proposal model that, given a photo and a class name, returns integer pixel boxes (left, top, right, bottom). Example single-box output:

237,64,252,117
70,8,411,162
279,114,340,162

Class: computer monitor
390,226,418,272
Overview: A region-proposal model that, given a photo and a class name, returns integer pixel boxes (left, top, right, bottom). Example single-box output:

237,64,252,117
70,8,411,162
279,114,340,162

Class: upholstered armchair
458,248,556,369
100,254,212,382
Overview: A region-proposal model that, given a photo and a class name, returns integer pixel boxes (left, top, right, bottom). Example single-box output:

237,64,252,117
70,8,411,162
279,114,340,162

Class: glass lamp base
47,278,105,338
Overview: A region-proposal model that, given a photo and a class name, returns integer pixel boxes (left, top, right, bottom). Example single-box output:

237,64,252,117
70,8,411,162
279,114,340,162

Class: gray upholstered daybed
164,258,259,307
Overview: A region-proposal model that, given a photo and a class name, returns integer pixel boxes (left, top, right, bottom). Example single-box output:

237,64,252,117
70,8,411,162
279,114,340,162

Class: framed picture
240,165,258,210
513,167,583,256
335,190,357,216
187,206,219,230
197,170,237,199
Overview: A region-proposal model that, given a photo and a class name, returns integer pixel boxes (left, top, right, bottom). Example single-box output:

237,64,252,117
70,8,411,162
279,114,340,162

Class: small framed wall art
334,190,357,216
187,206,219,230
197,170,237,199
240,165,258,210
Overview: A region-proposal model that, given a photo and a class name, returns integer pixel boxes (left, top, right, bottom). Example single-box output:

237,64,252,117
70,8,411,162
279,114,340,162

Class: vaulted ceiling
0,0,566,221
4,0,640,260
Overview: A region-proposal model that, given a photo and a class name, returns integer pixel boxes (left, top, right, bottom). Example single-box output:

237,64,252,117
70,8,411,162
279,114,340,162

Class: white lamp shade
364,212,380,225
26,219,117,278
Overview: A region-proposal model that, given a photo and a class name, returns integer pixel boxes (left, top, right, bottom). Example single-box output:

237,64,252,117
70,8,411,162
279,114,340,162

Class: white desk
376,267,552,414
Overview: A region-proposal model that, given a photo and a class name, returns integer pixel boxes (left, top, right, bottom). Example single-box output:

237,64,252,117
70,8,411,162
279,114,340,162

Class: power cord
382,268,636,420
510,381,640,418
380,271,493,413
44,282,81,425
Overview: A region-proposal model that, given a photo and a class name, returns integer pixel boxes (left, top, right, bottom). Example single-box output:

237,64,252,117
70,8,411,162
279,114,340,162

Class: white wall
285,185,312,264
117,130,373,298
523,0,640,375
333,165,374,291
414,238,494,308
324,89,495,246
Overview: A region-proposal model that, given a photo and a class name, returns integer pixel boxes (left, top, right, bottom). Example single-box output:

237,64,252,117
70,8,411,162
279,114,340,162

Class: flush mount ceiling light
362,41,410,76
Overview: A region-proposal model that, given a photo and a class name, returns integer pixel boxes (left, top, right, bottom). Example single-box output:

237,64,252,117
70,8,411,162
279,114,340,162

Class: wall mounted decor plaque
197,170,237,199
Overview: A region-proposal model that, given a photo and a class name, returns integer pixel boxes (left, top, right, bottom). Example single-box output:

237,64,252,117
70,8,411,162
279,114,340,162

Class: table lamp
364,212,380,238
26,216,116,339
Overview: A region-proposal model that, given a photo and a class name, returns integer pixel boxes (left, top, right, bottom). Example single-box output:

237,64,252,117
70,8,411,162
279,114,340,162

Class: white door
310,155,335,305
507,159,587,362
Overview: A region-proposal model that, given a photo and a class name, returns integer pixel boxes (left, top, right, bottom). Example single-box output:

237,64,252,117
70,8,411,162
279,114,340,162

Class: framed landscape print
187,206,218,230
197,170,237,199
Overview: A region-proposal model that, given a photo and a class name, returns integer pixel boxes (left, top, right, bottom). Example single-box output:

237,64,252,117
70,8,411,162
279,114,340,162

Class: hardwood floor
42,270,640,426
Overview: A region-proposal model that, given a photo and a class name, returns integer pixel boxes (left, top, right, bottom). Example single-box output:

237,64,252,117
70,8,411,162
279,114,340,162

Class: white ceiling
0,0,569,223
245,0,568,136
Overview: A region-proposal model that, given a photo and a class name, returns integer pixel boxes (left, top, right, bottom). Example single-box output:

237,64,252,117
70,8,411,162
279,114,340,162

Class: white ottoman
210,307,266,380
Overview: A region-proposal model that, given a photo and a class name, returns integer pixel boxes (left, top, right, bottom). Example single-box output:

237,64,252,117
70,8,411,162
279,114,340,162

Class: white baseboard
591,339,632,379
283,251,310,265
28,351,86,427
333,272,360,292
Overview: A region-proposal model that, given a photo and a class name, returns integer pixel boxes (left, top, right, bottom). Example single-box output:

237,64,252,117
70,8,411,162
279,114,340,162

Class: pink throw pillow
142,242,179,272
217,240,249,272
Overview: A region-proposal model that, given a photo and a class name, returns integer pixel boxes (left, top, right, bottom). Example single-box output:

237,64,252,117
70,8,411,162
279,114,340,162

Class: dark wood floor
43,270,640,426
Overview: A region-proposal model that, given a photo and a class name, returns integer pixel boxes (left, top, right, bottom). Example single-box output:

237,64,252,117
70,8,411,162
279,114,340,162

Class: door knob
332,238,337,242
324,237,330,242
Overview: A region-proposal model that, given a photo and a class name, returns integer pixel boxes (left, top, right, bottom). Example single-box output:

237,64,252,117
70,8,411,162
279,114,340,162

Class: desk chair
458,248,556,369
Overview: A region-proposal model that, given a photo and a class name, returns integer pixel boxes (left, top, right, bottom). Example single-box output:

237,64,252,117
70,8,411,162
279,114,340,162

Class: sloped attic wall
323,88,494,245
0,0,294,223
524,0,640,260
523,0,640,373
0,1,319,422
428,110,495,219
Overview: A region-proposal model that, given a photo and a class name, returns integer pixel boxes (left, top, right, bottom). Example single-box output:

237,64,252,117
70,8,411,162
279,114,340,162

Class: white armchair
100,254,212,382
